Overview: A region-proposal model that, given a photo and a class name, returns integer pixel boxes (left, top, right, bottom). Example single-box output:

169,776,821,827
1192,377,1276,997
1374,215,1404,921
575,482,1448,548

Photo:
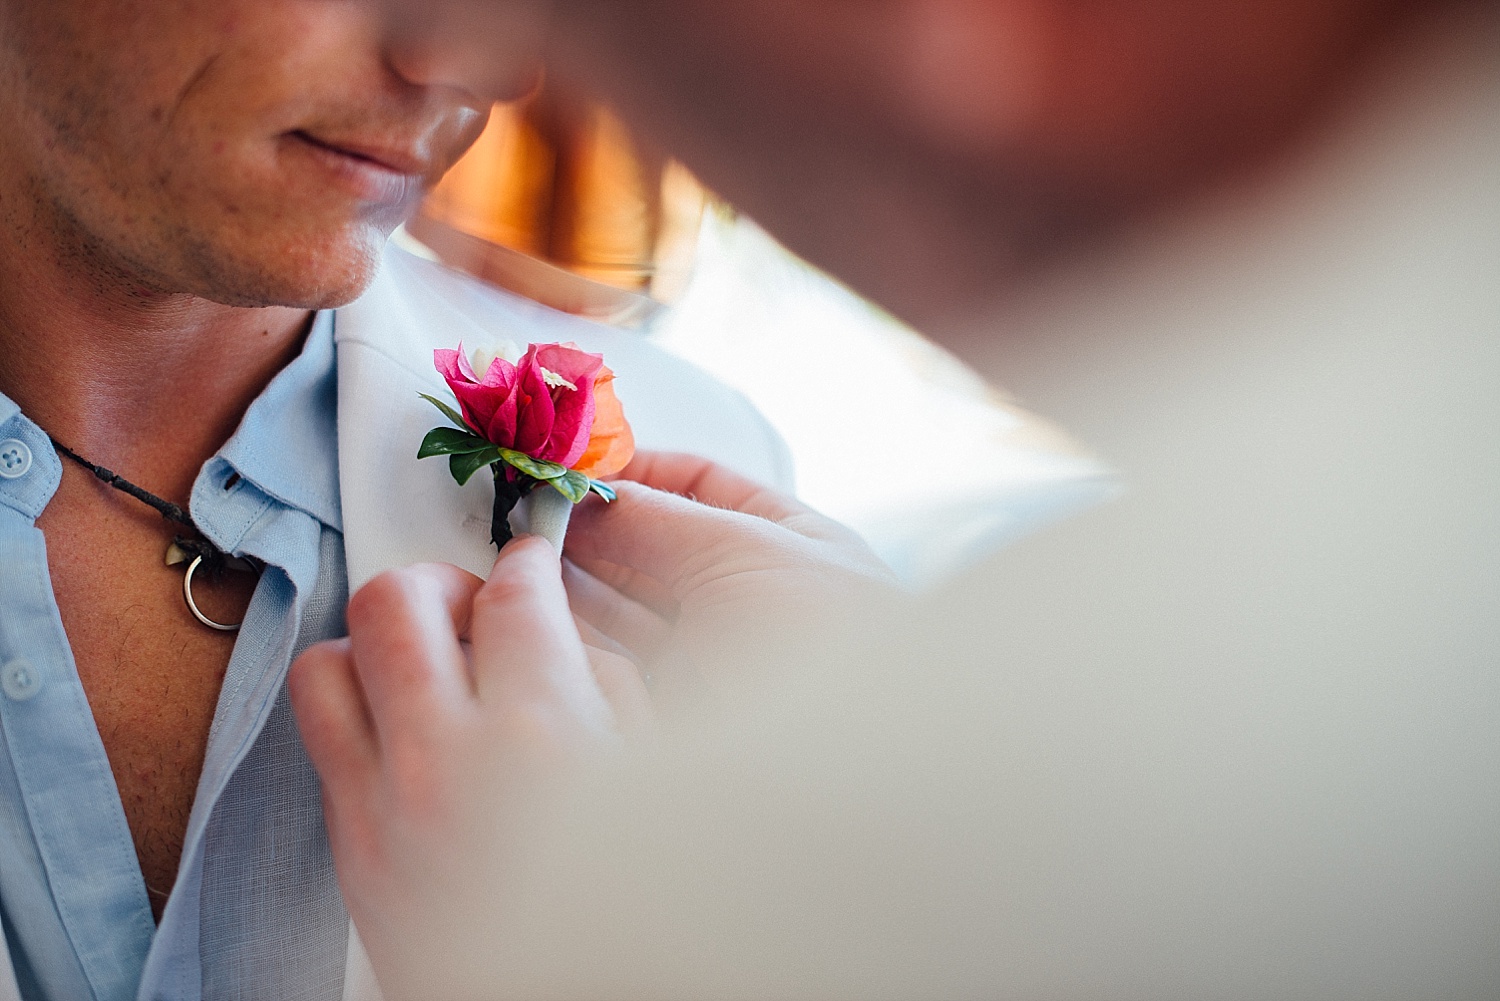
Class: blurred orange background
412,86,708,324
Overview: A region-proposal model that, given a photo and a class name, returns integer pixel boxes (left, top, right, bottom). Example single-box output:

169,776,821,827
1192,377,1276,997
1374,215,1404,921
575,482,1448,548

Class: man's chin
183,230,391,311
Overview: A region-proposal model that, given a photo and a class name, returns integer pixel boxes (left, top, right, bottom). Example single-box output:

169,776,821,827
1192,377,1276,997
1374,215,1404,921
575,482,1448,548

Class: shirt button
0,438,32,479
1,660,42,702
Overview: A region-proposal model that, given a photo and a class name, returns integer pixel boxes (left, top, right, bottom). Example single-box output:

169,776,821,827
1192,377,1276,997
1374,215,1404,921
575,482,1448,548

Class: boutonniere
419,341,635,548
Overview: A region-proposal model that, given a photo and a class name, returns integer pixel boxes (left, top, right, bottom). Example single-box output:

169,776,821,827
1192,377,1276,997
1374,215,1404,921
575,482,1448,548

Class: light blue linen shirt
0,311,351,1001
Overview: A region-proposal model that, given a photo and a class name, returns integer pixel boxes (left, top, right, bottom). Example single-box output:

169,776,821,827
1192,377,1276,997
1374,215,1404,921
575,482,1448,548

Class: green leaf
546,469,591,504
496,448,569,482
418,427,493,459
449,447,501,487
587,479,617,502
419,393,471,431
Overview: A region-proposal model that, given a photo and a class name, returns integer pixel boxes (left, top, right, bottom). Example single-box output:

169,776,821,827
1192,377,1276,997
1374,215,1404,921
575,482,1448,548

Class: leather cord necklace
49,437,260,632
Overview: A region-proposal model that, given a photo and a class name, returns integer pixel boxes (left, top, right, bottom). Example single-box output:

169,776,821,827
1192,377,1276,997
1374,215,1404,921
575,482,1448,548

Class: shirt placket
0,417,157,1001
132,460,326,1001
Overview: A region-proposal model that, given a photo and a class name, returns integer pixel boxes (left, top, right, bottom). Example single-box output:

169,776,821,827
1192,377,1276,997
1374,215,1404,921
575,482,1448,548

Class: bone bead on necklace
48,436,261,632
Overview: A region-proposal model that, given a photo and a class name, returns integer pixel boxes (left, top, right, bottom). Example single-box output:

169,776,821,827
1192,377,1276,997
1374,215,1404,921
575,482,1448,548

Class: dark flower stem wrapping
490,465,536,548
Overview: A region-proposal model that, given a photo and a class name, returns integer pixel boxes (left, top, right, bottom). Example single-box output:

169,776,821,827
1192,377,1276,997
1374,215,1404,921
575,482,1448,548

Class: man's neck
0,202,313,504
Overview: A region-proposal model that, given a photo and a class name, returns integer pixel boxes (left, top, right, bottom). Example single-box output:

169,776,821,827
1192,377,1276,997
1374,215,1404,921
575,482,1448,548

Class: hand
563,451,898,697
288,538,641,1001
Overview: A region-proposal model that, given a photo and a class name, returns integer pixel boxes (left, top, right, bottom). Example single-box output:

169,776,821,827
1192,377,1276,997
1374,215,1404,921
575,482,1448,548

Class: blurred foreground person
0,2,788,999
294,1,1500,998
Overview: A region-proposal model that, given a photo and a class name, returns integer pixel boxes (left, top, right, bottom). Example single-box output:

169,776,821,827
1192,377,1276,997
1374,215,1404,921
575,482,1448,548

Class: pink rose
434,342,607,469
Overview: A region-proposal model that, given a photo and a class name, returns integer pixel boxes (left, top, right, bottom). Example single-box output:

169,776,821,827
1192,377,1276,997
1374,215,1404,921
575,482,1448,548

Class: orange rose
571,365,635,479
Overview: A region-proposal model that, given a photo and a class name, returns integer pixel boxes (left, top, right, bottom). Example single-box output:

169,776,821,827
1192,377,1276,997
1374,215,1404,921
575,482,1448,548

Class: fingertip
289,638,377,780
346,563,479,635
343,563,484,718
489,533,563,587
498,531,559,558
288,637,352,691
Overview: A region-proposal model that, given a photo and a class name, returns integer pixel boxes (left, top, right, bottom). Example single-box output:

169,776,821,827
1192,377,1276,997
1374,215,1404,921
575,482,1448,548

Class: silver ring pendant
182,555,244,632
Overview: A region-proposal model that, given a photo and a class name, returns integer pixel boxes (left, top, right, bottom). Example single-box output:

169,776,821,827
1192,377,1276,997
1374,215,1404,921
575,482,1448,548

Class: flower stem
491,465,527,548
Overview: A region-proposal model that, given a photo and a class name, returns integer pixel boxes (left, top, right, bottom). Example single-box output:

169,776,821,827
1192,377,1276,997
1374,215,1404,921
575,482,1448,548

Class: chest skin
36,465,256,922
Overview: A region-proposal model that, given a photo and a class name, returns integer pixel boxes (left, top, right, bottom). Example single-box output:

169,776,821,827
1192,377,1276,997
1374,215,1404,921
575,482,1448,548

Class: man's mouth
290,130,431,177
286,130,431,207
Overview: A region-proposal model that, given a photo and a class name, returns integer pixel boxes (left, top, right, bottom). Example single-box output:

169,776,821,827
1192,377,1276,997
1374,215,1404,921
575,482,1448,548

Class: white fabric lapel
335,246,793,594
335,275,510,593
340,926,382,1001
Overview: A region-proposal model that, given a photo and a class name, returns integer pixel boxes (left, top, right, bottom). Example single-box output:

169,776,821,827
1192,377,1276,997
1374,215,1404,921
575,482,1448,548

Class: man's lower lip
286,132,424,207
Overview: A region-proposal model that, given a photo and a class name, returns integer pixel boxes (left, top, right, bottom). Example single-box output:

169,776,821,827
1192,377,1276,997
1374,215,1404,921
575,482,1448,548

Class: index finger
566,481,787,599
343,563,484,751
614,451,812,525
617,452,864,549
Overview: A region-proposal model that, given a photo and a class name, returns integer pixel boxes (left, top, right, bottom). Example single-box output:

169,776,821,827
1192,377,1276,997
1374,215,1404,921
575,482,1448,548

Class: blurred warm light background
412,91,705,325
407,91,1110,589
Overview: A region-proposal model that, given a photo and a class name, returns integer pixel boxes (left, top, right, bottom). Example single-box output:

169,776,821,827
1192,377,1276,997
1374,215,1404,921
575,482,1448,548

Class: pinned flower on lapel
419,341,635,547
